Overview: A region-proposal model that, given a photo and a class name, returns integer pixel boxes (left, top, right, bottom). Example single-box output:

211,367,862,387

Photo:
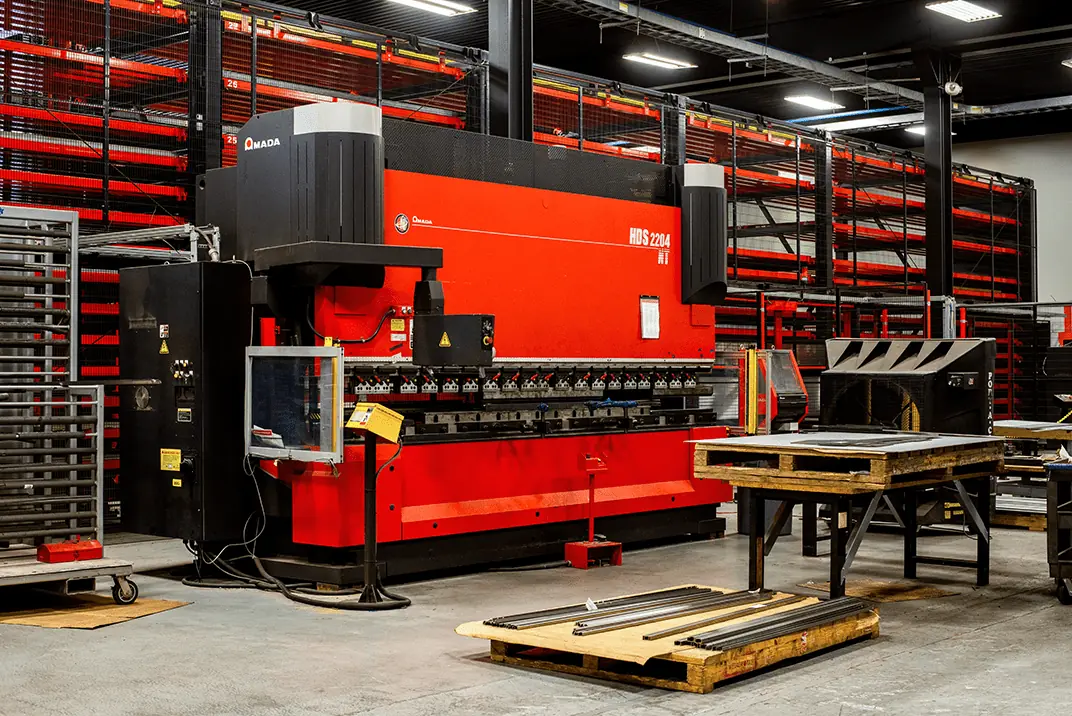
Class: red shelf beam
0,103,186,139
0,39,187,82
0,169,187,199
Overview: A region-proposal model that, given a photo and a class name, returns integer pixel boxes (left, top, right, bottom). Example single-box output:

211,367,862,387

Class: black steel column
802,501,819,557
814,140,834,289
188,0,223,175
920,51,960,328
464,51,489,134
661,94,686,165
102,0,111,227
488,0,532,140
829,497,850,599
903,488,918,579
748,490,765,591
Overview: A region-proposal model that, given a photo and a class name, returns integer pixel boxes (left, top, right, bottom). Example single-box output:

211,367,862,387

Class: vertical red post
880,309,889,338
259,317,276,346
587,471,596,542
773,314,783,349
958,307,967,338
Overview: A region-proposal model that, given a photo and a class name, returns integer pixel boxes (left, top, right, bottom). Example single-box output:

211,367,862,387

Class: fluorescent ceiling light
925,1,1001,23
812,112,924,132
785,96,845,111
1063,59,1072,69
386,0,476,16
629,145,662,154
623,52,697,70
905,126,926,135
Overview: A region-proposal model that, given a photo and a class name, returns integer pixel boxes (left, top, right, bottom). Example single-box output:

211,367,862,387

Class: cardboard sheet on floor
456,585,819,665
0,593,188,629
798,579,957,602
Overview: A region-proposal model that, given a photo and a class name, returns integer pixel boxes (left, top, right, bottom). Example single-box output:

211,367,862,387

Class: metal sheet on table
691,431,1002,457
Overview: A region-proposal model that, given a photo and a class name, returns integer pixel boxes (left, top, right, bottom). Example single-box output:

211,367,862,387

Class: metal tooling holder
0,206,136,603
78,224,221,264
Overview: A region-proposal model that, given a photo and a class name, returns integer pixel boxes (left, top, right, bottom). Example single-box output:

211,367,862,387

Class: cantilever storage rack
0,0,1039,444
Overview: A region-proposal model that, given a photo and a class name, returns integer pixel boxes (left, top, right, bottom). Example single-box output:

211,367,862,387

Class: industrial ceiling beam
544,0,925,109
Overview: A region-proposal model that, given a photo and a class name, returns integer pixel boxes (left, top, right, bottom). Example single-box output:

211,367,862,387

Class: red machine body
280,169,730,555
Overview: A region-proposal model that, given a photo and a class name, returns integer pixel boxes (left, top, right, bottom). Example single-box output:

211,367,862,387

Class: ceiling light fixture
905,126,927,135
386,0,477,17
785,96,845,111
1063,59,1072,69
925,1,1001,23
623,52,697,70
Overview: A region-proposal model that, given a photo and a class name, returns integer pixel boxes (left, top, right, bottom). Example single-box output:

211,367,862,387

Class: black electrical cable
185,444,410,610
486,560,570,572
305,299,395,344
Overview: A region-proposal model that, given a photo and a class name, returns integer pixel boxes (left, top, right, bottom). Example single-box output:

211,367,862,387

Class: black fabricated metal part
252,242,442,288
118,262,252,542
821,338,997,435
411,314,495,367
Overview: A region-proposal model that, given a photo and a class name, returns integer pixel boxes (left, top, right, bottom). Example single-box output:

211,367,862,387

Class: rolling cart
1046,462,1072,604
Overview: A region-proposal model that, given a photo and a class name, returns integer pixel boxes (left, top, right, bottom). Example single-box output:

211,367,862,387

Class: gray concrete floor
1,517,1069,716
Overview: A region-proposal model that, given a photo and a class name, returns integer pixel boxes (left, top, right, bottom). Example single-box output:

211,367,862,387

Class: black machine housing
118,262,252,542
821,338,997,435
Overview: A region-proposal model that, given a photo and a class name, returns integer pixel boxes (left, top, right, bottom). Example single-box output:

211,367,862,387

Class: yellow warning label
171,478,183,488
439,332,451,348
390,318,405,332
160,448,181,472
159,339,169,355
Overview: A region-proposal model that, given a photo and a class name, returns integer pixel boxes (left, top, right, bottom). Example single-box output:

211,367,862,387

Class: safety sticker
390,318,405,332
439,332,451,348
159,339,169,355
160,448,181,472
171,478,183,488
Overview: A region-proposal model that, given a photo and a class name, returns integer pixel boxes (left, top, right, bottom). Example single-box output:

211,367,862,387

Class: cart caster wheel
1057,580,1072,606
112,578,138,605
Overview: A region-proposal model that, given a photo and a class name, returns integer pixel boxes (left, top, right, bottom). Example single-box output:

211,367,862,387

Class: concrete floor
1,517,1068,716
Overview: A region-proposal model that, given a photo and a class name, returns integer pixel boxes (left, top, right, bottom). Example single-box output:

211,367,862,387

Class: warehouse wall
955,133,1072,302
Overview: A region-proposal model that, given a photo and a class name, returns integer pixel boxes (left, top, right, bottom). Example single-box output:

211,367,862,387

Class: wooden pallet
693,432,1004,495
457,586,880,694
992,512,1047,532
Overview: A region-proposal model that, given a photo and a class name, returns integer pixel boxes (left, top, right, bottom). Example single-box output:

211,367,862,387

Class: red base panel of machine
281,427,730,548
564,540,623,569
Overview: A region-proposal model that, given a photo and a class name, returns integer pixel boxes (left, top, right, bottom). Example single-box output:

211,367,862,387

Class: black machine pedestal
356,431,410,609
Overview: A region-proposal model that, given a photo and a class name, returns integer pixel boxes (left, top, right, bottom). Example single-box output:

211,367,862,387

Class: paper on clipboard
640,296,660,340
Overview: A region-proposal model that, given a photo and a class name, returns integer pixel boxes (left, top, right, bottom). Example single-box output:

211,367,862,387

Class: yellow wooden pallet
457,586,880,694
693,432,1004,495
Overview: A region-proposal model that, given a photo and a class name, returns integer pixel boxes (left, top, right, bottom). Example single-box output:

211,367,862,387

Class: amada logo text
394,214,411,234
243,137,281,151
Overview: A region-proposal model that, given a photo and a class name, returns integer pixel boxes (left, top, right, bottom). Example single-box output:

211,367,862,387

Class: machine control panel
948,372,979,390
171,359,195,385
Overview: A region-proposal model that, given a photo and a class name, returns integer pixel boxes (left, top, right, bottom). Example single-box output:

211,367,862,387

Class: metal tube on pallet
0,323,68,333
692,602,872,652
0,463,96,475
0,339,69,348
642,595,810,641
0,494,97,508
0,275,68,286
485,586,713,628
573,591,772,636
506,590,722,629
0,240,69,253
0,227,70,240
678,597,869,648
0,308,70,318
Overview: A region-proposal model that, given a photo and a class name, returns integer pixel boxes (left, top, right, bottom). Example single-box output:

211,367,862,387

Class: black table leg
903,488,917,579
829,496,850,598
802,501,819,557
975,476,991,587
748,490,765,592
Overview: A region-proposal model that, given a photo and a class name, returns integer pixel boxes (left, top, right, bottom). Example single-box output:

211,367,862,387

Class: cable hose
486,560,570,572
250,554,411,611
